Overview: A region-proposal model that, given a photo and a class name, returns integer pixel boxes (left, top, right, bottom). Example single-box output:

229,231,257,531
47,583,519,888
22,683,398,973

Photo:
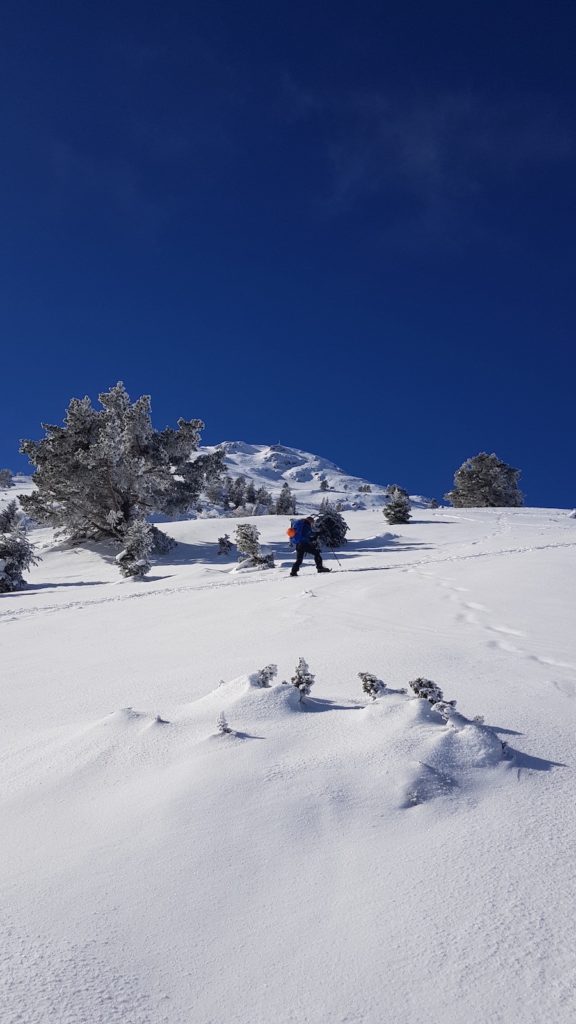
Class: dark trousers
291,542,324,574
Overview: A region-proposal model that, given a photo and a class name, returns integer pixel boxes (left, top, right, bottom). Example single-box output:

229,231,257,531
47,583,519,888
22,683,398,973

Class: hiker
288,516,331,577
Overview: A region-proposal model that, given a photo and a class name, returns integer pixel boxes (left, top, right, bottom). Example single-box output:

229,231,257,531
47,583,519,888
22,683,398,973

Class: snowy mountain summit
206,440,412,511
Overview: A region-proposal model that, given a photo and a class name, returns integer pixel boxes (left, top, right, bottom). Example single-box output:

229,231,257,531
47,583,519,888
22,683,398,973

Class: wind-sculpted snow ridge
0,674,510,813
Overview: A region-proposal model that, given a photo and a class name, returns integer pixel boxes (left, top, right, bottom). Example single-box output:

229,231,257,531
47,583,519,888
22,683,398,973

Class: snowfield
1,492,575,1023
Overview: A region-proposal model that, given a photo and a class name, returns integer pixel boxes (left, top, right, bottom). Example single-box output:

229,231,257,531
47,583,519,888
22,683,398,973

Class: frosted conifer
409,678,456,714
0,500,20,533
0,469,14,488
217,711,232,734
445,453,523,507
320,478,329,492
254,664,277,687
359,672,385,700
291,657,315,701
230,476,247,508
315,505,349,548
245,480,256,505
115,519,154,578
217,534,233,555
19,382,224,550
254,486,274,512
234,523,275,568
0,501,39,593
276,481,296,515
234,523,260,560
383,492,412,524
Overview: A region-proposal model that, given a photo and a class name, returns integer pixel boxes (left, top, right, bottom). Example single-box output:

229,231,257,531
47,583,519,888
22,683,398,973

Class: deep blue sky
1,0,574,505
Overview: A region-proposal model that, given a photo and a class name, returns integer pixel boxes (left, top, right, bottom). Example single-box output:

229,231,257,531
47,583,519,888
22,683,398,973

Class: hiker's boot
317,566,331,573
290,571,299,577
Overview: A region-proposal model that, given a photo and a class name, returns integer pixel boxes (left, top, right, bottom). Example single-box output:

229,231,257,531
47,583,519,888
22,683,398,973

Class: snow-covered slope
203,440,423,510
1,501,575,1024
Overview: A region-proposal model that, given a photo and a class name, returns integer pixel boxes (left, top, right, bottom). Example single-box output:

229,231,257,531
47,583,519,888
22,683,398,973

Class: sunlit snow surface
1,479,575,1023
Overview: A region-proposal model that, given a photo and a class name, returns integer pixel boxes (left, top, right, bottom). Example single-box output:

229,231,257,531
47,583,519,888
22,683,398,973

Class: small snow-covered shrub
410,677,444,703
291,657,315,701
0,501,39,592
217,534,233,555
252,664,277,688
409,678,457,718
150,526,176,554
430,700,458,720
115,519,154,578
359,672,385,700
0,468,14,488
217,711,232,734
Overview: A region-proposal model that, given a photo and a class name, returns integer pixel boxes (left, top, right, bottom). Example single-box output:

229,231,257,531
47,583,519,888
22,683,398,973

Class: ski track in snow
2,538,575,625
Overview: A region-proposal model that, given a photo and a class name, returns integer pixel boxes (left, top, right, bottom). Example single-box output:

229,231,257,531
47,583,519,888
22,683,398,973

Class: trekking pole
329,546,343,569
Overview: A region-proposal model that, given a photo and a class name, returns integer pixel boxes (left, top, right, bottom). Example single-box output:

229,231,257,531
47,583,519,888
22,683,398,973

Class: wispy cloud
283,80,573,238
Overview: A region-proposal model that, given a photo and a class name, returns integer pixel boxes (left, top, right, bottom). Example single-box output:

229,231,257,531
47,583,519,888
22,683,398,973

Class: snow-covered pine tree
230,476,247,509
115,519,154,578
386,483,409,498
358,484,372,493
253,664,278,687
0,500,39,592
291,657,315,701
205,477,226,505
276,481,296,515
245,480,256,505
233,523,275,568
234,523,260,560
0,468,14,488
314,504,349,548
19,383,224,550
0,500,19,533
445,453,523,507
255,486,274,510
358,672,385,700
217,534,233,555
319,478,329,492
383,491,412,524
